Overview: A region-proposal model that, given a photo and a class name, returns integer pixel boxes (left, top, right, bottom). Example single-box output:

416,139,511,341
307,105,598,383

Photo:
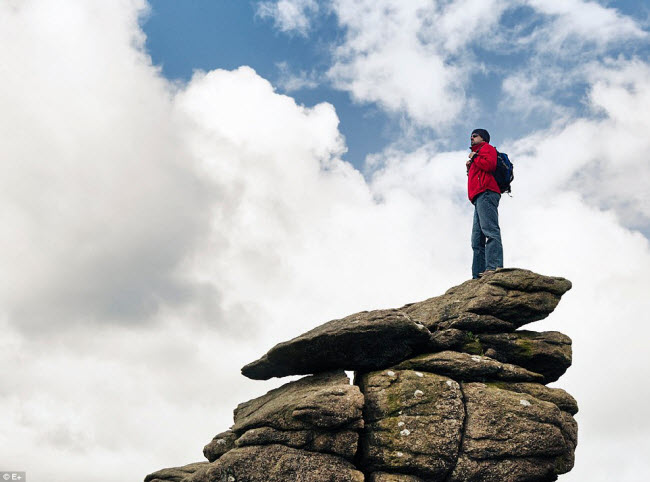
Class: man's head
471,128,490,145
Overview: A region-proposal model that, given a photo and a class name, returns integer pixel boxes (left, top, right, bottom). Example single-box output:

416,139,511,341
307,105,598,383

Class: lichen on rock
358,369,465,480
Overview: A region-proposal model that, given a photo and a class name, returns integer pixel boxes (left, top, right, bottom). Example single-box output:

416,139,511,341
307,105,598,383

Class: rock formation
145,268,577,482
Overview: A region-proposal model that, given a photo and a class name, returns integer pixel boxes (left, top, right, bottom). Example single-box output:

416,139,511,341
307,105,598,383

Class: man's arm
472,145,497,172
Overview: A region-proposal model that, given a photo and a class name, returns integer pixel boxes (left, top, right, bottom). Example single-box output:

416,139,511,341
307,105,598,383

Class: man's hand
466,151,475,170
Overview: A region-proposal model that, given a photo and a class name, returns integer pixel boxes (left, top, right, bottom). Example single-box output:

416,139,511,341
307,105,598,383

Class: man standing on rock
466,128,503,279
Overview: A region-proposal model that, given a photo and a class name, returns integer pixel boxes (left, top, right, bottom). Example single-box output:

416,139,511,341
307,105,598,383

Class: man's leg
471,201,486,279
476,190,503,271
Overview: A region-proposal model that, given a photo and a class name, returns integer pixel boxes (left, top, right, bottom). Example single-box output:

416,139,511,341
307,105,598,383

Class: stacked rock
145,268,577,482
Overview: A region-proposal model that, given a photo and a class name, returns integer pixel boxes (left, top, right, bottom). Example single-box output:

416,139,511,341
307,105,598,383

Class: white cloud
495,1,648,123
0,0,218,332
325,0,646,130
525,0,647,51
499,70,573,120
498,0,647,123
256,0,319,36
327,0,506,130
172,65,474,343
274,61,319,92
579,60,650,227
500,58,650,230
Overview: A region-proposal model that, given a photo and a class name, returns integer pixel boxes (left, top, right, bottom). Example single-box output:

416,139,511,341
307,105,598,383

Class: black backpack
493,151,514,194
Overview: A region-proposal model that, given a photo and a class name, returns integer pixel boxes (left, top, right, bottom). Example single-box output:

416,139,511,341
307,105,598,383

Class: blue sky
2,1,650,481
142,0,650,169
143,0,395,167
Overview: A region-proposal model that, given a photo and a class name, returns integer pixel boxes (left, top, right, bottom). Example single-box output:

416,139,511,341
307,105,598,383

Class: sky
1,1,649,481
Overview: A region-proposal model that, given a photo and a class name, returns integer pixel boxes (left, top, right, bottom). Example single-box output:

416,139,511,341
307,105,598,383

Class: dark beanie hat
472,128,490,143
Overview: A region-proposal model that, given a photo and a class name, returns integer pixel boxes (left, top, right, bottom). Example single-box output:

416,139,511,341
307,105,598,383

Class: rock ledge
146,268,577,482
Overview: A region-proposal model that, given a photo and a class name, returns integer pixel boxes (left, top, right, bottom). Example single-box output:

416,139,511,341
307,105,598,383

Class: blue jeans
471,190,503,279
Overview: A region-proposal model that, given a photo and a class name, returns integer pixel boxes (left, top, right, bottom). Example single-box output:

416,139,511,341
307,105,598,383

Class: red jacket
467,141,499,202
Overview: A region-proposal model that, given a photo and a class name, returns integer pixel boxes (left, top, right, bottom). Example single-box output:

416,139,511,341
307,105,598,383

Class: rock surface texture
146,268,578,482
